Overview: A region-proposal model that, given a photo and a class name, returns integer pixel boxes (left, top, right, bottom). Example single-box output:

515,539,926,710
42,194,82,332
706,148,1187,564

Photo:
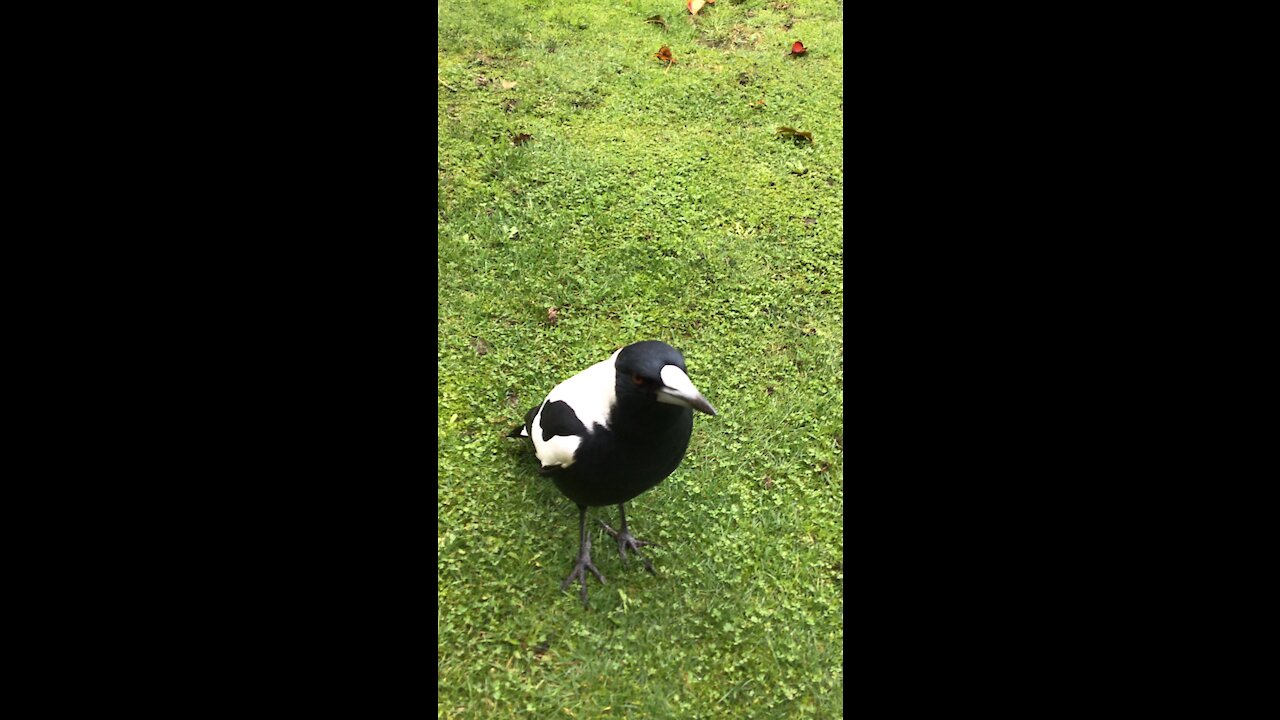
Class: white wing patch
533,430,582,468
529,350,620,469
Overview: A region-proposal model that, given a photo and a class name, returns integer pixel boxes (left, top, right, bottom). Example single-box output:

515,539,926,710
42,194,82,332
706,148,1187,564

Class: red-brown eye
632,374,645,385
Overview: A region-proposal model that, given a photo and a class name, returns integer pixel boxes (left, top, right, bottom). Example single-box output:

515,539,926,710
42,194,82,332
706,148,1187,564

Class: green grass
438,1,843,717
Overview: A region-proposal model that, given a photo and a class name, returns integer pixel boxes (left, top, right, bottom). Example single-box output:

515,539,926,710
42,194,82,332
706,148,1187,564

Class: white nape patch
544,350,619,432
657,365,701,406
529,350,620,469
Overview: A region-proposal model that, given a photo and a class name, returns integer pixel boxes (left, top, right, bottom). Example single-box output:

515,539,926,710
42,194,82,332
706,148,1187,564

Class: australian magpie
508,340,717,606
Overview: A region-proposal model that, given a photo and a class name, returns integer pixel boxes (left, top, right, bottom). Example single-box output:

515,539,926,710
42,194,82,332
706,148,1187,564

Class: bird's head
613,341,717,416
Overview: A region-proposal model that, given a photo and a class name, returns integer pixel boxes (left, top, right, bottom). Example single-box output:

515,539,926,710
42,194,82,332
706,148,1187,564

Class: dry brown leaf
512,133,532,146
500,80,517,90
776,126,814,143
687,0,706,15
654,45,676,71
547,307,560,325
475,76,490,87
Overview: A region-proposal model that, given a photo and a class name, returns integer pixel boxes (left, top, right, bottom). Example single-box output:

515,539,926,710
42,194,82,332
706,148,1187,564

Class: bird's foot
560,540,606,607
600,521,659,575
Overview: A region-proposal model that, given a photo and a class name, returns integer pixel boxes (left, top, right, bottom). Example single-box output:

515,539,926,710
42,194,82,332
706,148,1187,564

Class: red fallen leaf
790,40,807,55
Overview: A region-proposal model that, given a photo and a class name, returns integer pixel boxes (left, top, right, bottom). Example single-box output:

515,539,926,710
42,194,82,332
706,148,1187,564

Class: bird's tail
507,425,528,439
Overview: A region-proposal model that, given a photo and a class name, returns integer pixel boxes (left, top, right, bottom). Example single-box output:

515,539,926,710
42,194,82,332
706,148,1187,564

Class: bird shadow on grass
502,442,565,512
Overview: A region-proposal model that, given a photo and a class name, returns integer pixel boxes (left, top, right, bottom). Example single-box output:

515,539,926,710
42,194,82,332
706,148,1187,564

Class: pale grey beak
656,365,718,416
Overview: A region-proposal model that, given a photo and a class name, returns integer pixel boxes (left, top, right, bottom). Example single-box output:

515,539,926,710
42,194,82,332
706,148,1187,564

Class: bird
508,340,717,606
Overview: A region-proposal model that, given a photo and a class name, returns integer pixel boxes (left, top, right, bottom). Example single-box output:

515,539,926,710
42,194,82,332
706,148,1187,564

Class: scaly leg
600,503,658,575
561,505,605,606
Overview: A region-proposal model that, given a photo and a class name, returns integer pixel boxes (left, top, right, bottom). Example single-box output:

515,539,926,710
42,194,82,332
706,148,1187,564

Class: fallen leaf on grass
512,133,532,146
645,14,667,30
547,307,560,325
687,0,706,15
790,40,807,56
500,80,517,90
776,126,814,143
475,76,491,87
654,45,676,71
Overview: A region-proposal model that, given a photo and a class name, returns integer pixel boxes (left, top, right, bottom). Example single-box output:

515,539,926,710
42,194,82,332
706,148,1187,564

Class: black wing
537,400,588,441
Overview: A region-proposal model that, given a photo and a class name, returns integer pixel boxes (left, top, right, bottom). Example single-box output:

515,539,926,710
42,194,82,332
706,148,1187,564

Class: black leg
561,505,605,606
600,503,658,575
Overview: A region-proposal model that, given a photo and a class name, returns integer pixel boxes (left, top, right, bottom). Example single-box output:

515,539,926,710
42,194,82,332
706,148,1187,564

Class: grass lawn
438,1,843,717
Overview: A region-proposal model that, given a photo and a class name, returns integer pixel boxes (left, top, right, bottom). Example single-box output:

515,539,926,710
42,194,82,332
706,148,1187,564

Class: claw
599,521,659,575
561,538,606,607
